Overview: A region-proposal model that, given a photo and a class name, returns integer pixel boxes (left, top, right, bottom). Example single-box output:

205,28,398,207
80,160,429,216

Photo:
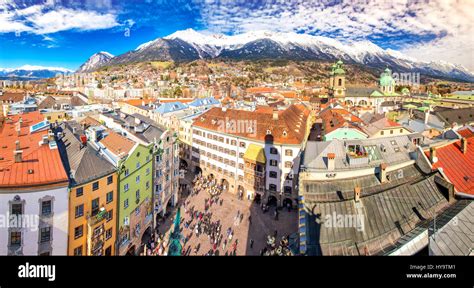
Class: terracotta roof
319,108,364,135
0,92,25,103
457,127,474,138
425,138,474,196
0,112,68,188
100,130,135,157
193,105,310,145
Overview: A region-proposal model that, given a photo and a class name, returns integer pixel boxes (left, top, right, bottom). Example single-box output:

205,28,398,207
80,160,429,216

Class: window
74,225,83,239
136,175,140,183
91,198,99,216
146,168,150,175
107,175,113,185
76,187,84,197
270,160,278,166
156,155,162,163
285,161,292,168
106,228,112,240
10,231,21,245
75,204,84,218
380,131,384,136
269,184,277,191
124,199,129,209
73,246,82,256
106,210,113,222
285,149,293,157
11,203,22,215
124,183,129,192
284,186,292,194
400,129,403,133
269,171,278,178
41,200,52,216
239,142,246,148
92,181,99,191
124,169,129,177
390,129,394,134
146,181,150,190
270,148,278,155
40,227,51,243
136,190,140,201
136,162,141,169
106,191,113,204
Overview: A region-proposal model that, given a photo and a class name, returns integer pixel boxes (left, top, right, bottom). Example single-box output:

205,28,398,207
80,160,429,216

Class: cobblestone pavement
156,179,297,256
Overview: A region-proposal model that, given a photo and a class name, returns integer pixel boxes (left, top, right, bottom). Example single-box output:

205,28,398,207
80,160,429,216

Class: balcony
87,208,107,227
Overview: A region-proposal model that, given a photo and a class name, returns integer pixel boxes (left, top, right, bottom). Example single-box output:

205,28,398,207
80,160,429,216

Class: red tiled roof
425,138,474,196
319,108,364,135
458,127,474,138
0,92,25,103
100,130,135,157
193,105,310,145
0,112,68,188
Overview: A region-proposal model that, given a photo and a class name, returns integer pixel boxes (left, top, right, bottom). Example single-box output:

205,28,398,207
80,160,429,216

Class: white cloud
197,0,474,70
0,3,120,35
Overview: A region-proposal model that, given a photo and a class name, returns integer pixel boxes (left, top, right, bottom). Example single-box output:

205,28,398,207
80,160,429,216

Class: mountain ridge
82,29,474,82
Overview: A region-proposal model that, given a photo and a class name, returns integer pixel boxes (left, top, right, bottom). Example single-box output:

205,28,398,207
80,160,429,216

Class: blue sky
0,0,472,71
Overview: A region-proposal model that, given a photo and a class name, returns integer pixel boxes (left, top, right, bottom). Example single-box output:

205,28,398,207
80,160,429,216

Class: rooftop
56,122,116,186
425,137,474,196
193,104,310,145
0,112,68,189
99,130,136,158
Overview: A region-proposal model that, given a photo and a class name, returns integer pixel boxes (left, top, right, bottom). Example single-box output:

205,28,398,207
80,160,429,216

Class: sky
0,0,473,71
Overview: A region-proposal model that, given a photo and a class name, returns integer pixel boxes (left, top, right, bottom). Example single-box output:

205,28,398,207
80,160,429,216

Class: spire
168,208,182,256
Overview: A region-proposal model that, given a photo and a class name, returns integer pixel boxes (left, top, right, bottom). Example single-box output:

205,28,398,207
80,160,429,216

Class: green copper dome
337,60,343,65
380,68,395,87
334,68,345,75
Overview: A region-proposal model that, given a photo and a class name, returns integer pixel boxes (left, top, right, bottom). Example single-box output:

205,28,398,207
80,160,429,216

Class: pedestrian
248,215,252,224
250,239,254,249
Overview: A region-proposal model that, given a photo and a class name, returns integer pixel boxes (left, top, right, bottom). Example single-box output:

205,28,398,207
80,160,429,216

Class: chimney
15,140,20,151
273,108,279,121
430,147,438,163
461,138,468,154
327,153,336,171
379,163,388,183
354,186,361,202
424,111,429,124
14,150,23,163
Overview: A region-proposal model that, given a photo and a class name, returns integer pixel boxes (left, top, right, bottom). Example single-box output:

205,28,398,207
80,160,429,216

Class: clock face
337,90,342,95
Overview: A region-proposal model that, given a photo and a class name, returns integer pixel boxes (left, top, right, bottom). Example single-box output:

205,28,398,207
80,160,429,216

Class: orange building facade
68,172,118,256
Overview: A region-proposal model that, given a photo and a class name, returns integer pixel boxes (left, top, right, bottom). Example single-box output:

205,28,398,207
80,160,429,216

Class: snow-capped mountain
0,65,73,79
76,51,114,73
89,29,474,81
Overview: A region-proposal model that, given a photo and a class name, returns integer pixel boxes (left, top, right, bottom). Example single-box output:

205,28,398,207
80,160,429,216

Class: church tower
379,68,396,95
329,60,346,98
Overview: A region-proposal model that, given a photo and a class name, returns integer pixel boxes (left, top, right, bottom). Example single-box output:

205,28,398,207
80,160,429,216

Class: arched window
338,78,342,86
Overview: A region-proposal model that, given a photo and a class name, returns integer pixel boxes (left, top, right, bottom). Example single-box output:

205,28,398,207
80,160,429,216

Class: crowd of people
138,173,296,256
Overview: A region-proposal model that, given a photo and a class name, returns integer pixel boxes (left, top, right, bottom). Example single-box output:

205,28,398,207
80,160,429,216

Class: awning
243,143,267,163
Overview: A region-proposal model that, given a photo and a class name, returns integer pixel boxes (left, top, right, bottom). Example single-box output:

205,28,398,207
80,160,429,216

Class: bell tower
329,60,346,98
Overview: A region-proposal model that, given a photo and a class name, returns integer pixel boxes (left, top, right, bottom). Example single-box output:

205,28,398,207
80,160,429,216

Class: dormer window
266,130,272,135
282,130,288,137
